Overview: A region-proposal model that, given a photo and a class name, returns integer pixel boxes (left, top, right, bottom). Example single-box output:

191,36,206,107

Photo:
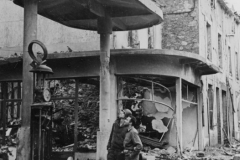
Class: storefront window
0,81,22,146
47,78,99,155
117,76,174,144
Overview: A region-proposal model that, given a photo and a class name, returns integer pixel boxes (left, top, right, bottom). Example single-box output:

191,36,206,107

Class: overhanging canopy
0,49,220,77
13,0,163,31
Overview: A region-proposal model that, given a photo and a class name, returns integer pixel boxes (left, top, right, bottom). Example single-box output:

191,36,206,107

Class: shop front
0,49,219,159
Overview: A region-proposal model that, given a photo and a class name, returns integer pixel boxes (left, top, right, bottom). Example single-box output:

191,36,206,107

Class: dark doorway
216,88,221,144
222,90,228,144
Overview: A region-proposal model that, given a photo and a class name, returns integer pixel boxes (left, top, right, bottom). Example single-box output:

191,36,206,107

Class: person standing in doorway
123,115,143,160
107,109,132,160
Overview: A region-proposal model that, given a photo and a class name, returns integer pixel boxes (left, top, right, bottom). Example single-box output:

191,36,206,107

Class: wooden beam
16,0,37,160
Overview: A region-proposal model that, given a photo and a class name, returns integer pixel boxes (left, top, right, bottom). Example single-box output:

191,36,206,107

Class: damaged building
0,0,240,160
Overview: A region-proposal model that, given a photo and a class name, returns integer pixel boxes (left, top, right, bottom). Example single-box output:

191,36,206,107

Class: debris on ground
139,138,240,160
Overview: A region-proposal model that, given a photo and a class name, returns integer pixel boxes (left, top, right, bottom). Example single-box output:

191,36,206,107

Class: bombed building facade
0,0,240,160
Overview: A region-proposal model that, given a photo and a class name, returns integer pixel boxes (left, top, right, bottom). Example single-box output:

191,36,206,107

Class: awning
13,0,163,31
0,49,220,76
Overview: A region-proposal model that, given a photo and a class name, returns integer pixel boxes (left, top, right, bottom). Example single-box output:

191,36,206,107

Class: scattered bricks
234,154,240,160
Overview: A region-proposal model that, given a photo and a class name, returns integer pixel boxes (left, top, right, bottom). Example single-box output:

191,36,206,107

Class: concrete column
97,16,112,160
176,78,183,152
16,0,37,160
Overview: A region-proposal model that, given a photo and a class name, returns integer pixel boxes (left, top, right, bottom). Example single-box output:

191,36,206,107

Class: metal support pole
16,0,37,159
97,16,112,160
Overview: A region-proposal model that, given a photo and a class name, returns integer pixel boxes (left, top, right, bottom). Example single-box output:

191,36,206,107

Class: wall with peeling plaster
160,0,240,148
199,0,240,146
0,0,100,57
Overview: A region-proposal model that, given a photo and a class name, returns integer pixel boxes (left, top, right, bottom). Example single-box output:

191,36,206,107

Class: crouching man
107,109,132,160
123,116,143,160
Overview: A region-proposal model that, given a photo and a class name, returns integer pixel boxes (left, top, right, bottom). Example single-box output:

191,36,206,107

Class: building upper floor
0,0,238,81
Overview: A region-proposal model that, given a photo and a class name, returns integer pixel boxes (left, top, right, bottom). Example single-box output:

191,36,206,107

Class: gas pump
29,40,53,160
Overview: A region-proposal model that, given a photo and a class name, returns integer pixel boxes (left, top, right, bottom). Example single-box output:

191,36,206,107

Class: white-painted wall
0,0,100,57
199,0,240,146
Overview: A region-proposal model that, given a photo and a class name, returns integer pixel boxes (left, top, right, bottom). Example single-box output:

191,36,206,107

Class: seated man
123,116,143,160
107,109,132,160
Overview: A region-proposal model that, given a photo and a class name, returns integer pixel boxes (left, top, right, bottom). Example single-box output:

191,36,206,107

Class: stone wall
162,0,199,54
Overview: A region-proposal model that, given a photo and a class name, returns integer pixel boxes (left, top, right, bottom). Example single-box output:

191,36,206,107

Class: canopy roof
0,49,220,77
14,0,163,31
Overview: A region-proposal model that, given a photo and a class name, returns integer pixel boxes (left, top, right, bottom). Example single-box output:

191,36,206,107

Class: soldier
123,115,143,160
107,109,132,160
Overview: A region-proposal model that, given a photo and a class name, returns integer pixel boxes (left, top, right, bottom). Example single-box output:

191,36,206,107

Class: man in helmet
107,109,132,160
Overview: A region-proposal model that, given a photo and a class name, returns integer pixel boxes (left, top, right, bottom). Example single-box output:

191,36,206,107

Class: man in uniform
107,109,132,160
123,116,143,160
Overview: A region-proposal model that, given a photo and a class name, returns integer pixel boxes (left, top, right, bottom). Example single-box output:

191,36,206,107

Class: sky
226,0,240,13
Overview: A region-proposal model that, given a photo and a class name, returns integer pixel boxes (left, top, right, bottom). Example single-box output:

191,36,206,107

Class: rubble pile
139,139,240,160
141,145,178,160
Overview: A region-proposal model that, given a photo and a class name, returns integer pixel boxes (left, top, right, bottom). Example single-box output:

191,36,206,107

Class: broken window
0,81,22,146
235,52,239,80
218,34,223,68
117,76,175,149
206,23,212,61
45,78,99,153
229,47,232,76
182,82,197,105
181,81,199,149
